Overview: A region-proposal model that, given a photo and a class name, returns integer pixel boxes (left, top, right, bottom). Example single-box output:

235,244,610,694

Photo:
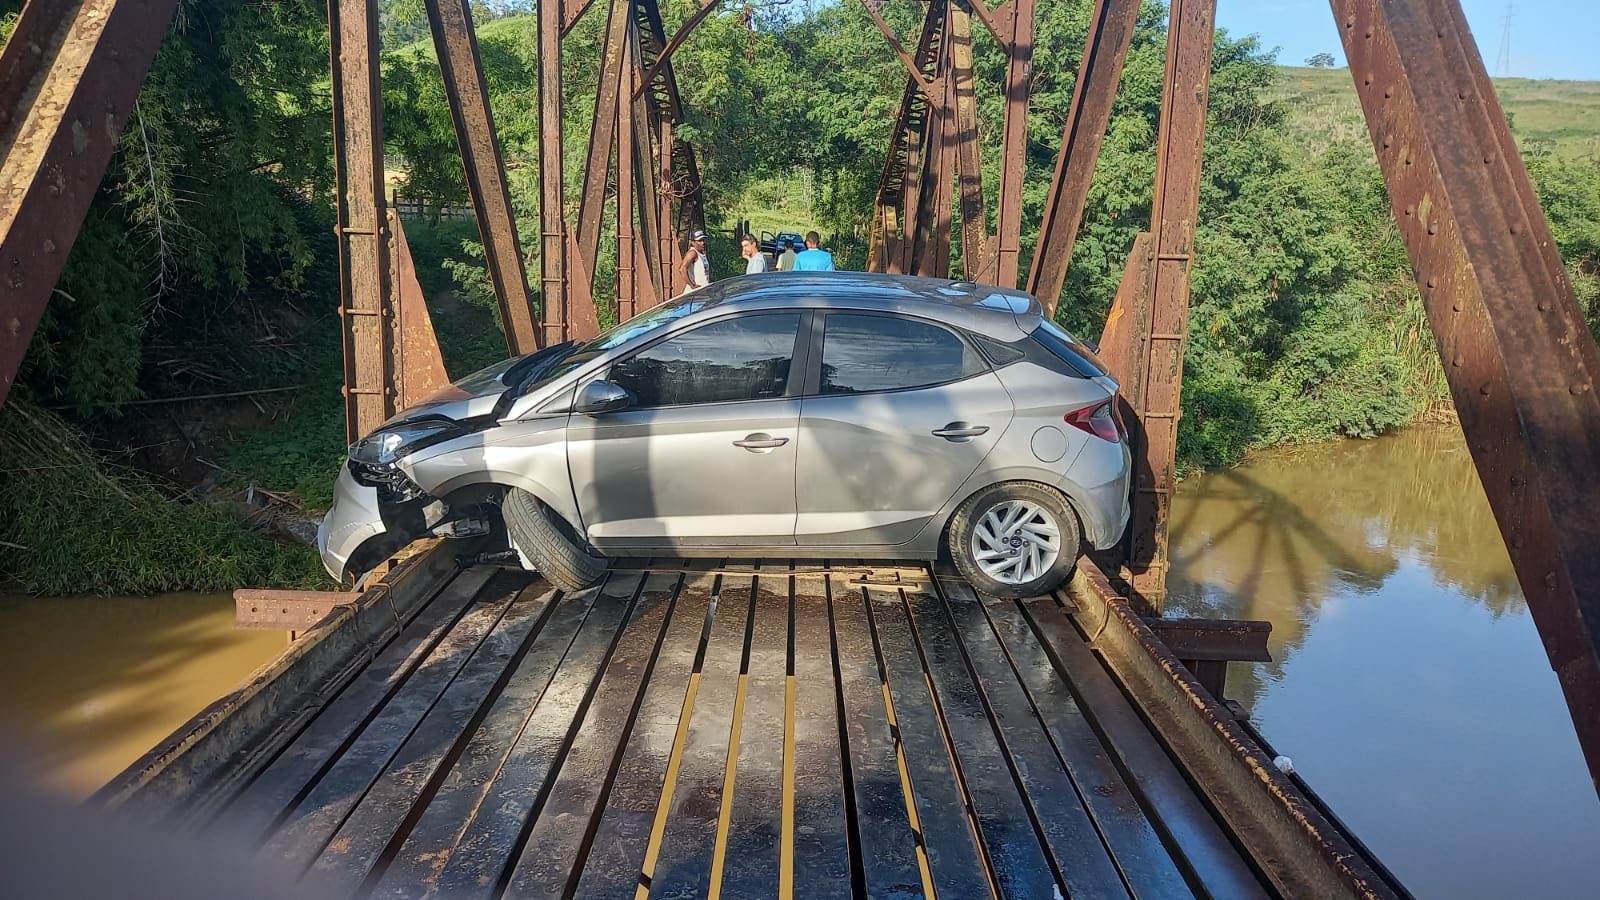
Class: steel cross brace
0,0,179,410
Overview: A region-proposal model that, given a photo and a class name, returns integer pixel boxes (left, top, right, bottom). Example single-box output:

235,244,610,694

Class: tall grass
0,402,326,595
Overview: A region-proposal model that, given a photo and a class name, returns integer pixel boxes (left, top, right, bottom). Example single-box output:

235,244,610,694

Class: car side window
819,313,985,394
609,313,802,407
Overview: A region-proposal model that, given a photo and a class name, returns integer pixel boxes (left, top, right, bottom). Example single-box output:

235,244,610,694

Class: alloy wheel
970,500,1061,585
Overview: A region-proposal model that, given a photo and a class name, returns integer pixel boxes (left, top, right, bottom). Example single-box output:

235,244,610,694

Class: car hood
381,356,521,427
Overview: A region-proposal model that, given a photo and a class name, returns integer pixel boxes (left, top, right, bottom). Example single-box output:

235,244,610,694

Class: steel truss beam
423,0,541,355
1027,0,1141,314
0,0,179,409
1333,0,1600,791
1123,0,1216,612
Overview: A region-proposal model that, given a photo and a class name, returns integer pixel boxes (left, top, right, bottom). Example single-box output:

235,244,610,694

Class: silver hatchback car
318,273,1131,598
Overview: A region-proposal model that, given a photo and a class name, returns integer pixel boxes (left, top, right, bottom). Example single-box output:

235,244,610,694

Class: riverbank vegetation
2,0,1597,593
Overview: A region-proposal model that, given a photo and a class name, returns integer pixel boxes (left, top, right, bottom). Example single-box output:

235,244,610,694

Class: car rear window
819,313,986,394
1032,320,1111,378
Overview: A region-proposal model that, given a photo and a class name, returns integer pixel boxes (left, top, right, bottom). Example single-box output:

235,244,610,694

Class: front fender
402,416,582,531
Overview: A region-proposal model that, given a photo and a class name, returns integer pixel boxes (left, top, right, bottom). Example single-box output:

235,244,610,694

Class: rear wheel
502,488,609,592
948,482,1080,598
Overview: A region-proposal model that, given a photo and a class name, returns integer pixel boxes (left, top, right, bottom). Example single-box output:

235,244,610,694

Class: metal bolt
1451,355,1463,367
1383,87,1394,99
1484,154,1495,164
1453,302,1463,312
1571,383,1591,395
1546,572,1559,589
1458,89,1469,101
41,239,56,254
6,317,20,336
1538,301,1550,312
1480,384,1491,396
1510,222,1521,235
1404,205,1415,217
1426,278,1436,289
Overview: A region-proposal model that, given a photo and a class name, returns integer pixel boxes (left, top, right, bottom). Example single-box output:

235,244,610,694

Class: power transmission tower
1495,1,1514,77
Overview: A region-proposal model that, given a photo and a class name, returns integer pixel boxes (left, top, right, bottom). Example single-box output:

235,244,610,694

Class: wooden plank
646,574,754,898
901,586,1076,899
571,577,711,900
830,584,923,897
788,576,851,898
918,584,1132,898
970,586,1187,896
372,579,609,898
234,590,358,630
260,569,512,873
1020,594,1268,898
502,575,680,897
220,568,486,842
304,573,555,894
423,574,643,899
719,574,790,897
864,584,992,899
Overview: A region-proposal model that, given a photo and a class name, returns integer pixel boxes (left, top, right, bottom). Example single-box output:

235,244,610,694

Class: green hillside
1273,65,1600,160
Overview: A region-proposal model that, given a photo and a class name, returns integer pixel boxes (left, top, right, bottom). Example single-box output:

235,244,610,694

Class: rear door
566,312,807,549
794,312,1014,546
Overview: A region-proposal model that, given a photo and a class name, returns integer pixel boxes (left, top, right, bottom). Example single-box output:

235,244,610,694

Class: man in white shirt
680,229,711,292
740,234,770,274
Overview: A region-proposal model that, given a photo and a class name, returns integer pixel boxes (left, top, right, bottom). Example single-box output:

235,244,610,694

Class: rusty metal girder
911,59,956,277
423,0,541,356
948,3,990,282
634,0,725,102
1027,0,1141,315
1125,0,1216,612
537,0,569,346
388,212,451,406
0,0,179,410
330,0,398,443
993,0,1034,287
872,0,949,275
1332,0,1600,792
576,0,633,288
631,0,684,123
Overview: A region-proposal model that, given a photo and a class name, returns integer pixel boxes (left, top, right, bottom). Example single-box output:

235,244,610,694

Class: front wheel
501,488,609,592
948,482,1081,598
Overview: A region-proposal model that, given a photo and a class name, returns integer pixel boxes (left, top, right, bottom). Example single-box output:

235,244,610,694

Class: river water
0,424,1594,896
0,591,283,797
1169,424,1600,898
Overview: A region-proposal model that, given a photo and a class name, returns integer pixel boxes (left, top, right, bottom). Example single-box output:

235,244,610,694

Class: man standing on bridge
680,229,712,293
793,231,835,271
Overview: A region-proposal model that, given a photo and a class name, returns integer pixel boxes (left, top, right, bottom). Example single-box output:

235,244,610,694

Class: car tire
948,482,1081,599
502,488,609,592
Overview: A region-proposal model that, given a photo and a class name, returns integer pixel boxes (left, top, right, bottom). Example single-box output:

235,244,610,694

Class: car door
795,311,1014,546
565,312,807,549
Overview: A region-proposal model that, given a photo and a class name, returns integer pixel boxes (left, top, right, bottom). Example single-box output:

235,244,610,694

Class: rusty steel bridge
3,0,1600,897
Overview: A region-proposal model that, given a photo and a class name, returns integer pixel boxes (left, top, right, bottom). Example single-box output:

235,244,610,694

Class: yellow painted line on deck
707,672,750,900
635,671,701,900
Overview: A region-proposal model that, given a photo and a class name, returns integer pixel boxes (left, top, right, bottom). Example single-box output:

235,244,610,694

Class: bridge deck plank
210,559,1269,898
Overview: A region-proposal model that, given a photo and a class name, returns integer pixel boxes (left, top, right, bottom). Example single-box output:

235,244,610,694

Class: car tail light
1065,400,1121,443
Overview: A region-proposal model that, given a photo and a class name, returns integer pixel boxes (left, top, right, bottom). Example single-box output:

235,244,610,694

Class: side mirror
573,379,634,415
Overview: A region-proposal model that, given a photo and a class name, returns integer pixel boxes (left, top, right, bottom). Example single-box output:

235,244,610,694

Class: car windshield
515,297,712,394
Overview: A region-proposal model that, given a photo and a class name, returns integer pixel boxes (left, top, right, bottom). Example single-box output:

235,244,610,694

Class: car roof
680,272,1045,341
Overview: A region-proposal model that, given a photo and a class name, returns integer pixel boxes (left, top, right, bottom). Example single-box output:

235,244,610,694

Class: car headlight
348,419,463,466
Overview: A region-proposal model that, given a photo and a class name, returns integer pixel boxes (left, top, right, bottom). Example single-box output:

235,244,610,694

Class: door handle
733,433,790,452
932,422,990,441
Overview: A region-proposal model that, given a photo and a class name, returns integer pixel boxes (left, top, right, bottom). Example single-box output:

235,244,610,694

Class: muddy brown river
0,424,1595,896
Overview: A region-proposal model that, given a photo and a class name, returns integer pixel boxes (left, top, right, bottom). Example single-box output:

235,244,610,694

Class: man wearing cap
793,231,835,271
681,229,711,292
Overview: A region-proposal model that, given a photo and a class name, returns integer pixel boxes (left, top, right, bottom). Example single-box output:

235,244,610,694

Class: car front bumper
317,465,388,582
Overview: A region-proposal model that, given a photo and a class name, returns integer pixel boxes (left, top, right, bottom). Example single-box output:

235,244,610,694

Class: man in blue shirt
793,231,835,271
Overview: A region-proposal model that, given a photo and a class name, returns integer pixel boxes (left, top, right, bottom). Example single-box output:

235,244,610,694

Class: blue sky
1216,0,1598,80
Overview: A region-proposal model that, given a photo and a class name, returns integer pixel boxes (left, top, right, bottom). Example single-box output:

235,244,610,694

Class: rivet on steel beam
1539,301,1550,311
1426,278,1436,289
6,318,20,336
1572,383,1591,395
1344,15,1355,28
7,272,22,289
1452,354,1463,367
1383,87,1393,99
1404,205,1414,217
1458,89,1468,100
1546,572,1559,589
1453,302,1463,312
1428,221,1438,235
1365,29,1373,39
42,239,56,254
1510,222,1521,235
1484,153,1495,164
1480,384,1491,396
